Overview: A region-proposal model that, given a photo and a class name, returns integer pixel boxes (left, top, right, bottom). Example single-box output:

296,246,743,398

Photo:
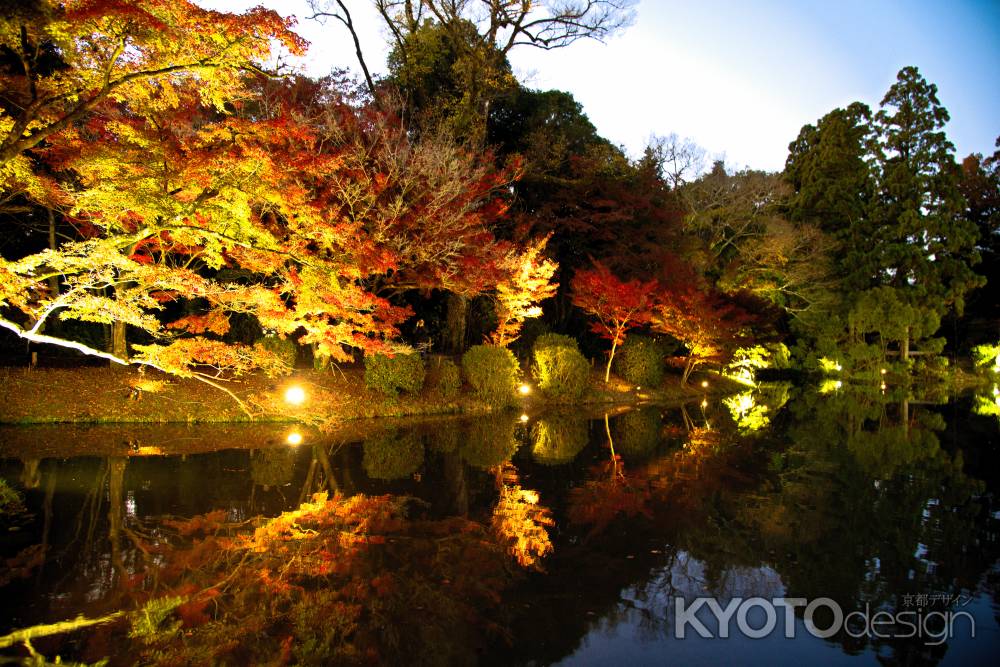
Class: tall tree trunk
604,339,617,384
444,293,468,354
108,320,127,360
47,209,59,300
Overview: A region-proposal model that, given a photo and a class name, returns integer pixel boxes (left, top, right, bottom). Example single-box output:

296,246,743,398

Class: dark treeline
0,0,997,385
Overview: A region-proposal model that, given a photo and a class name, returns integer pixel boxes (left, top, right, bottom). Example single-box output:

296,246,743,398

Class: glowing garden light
519,384,532,396
701,399,708,408
286,431,303,446
519,414,530,423
880,368,888,375
701,380,709,388
284,385,306,405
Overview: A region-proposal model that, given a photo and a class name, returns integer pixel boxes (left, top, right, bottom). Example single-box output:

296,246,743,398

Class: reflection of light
284,385,306,405
519,384,531,395
286,431,303,445
701,380,709,388
519,414,529,423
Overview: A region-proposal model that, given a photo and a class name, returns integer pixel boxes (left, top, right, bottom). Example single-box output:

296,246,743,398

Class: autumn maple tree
571,261,658,382
0,0,304,204
650,255,761,385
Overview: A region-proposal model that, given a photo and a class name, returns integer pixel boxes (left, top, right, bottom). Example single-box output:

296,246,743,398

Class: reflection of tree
730,388,992,659
461,415,519,469
249,447,298,489
491,464,554,569
531,415,588,466
68,493,520,665
362,430,425,480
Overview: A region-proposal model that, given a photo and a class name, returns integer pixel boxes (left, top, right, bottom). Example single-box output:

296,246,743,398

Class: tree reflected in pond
1,388,998,665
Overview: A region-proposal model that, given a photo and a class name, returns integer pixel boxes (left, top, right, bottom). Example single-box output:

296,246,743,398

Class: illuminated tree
489,235,558,347
650,255,762,385
0,0,303,203
571,261,658,382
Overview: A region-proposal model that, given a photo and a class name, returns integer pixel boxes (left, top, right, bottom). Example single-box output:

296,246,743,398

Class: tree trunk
900,326,910,362
108,320,127,360
681,356,696,386
47,209,59,300
604,339,618,383
444,293,468,354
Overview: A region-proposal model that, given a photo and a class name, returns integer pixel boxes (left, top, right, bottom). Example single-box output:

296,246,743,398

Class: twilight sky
198,0,1000,172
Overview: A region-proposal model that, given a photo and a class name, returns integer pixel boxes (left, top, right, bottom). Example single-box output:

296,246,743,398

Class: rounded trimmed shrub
533,333,580,353
614,335,666,387
461,345,518,408
533,344,590,400
364,352,425,397
426,357,461,399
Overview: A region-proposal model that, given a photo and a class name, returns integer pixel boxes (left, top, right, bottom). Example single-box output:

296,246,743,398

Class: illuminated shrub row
364,352,426,397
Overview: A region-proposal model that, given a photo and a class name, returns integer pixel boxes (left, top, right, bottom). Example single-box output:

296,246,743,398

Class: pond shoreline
0,365,737,426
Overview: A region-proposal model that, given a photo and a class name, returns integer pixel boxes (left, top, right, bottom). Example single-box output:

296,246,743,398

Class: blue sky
199,0,1000,172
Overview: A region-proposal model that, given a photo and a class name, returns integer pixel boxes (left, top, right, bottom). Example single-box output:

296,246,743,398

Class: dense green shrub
256,335,298,369
533,344,590,399
613,335,666,387
426,357,461,398
461,345,518,408
533,333,579,352
364,352,426,397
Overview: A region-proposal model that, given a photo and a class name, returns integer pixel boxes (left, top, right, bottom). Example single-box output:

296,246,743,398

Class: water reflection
0,387,997,665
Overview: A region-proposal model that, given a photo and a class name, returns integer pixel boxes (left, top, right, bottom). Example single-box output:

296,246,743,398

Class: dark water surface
1,385,999,665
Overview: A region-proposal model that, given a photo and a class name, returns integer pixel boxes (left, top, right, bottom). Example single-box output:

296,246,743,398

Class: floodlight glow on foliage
818,357,842,374
284,385,306,405
287,431,303,446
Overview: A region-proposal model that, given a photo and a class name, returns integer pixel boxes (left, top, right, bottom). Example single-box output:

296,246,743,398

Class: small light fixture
880,368,887,375
701,380,709,388
519,384,531,395
635,386,641,391
700,399,708,408
880,382,887,391
519,414,529,423
284,385,306,405
286,431,303,446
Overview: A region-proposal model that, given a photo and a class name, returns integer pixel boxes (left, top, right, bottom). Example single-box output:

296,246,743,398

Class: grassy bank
0,364,741,426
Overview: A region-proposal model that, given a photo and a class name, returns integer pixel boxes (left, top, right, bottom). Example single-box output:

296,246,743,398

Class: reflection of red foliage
567,457,654,540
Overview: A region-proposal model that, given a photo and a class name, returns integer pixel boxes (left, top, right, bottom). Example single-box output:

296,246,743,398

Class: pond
1,384,999,665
